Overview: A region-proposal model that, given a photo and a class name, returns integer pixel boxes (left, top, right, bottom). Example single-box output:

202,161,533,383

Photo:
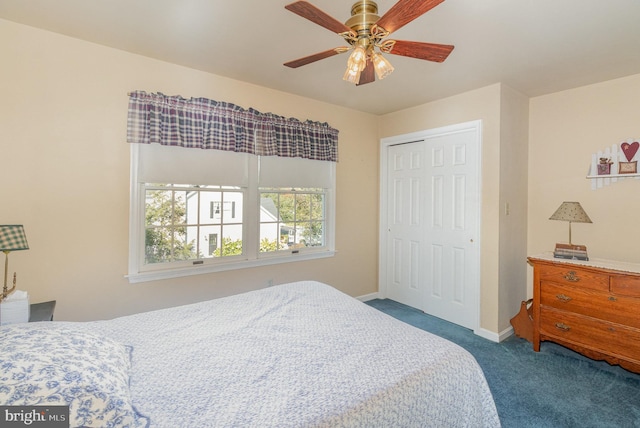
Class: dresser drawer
540,282,640,330
540,307,640,362
539,265,609,291
611,275,640,297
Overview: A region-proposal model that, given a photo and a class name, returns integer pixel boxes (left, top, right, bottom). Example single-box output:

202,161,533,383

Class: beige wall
528,74,640,294
1,19,379,321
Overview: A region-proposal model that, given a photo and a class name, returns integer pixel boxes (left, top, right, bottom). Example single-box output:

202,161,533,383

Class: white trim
127,250,336,283
355,291,381,302
474,325,514,343
128,144,143,277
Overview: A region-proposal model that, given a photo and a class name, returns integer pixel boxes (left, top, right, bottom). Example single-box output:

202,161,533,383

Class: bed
0,281,500,427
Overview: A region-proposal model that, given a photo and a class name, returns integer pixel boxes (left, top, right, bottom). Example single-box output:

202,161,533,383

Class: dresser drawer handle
556,294,572,303
563,271,580,282
608,296,617,302
555,323,571,332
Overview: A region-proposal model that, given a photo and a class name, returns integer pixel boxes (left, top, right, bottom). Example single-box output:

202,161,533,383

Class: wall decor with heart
588,140,640,190
619,141,639,174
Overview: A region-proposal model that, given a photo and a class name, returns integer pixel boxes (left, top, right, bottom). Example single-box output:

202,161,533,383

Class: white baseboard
474,325,514,343
360,293,515,344
356,292,381,302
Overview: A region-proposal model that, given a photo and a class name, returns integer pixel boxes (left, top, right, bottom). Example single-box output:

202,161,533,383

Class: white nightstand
29,300,56,322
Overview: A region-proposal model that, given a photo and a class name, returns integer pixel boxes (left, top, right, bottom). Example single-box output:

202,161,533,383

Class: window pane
260,194,278,224
173,226,197,260
224,192,243,223
172,191,185,224
198,225,220,258
295,193,311,221
261,192,277,202
260,222,279,252
310,194,325,221
145,226,172,264
306,221,325,246
218,224,243,256
145,190,173,226
282,222,296,248
279,193,295,222
203,192,222,224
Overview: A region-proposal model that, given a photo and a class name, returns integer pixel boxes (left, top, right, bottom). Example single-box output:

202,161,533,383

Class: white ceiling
2,0,640,115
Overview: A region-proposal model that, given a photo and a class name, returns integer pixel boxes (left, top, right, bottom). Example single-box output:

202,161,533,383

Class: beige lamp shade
549,202,592,224
549,202,592,245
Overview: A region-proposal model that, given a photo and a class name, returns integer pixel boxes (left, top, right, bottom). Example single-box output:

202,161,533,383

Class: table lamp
549,202,592,248
0,225,29,302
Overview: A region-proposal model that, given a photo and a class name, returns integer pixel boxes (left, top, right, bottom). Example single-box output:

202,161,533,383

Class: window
259,189,325,251
128,144,335,283
144,184,244,264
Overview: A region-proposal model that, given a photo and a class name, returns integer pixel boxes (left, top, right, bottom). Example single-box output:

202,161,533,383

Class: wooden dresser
529,254,640,373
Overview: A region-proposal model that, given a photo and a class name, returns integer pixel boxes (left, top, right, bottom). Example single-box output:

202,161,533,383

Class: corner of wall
498,84,531,331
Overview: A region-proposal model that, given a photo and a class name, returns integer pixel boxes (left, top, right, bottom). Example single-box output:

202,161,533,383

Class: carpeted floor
365,298,640,428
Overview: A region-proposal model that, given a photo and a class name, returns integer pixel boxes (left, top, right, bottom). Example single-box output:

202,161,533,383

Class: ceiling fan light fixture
371,51,394,80
346,45,367,71
343,66,362,84
343,44,367,84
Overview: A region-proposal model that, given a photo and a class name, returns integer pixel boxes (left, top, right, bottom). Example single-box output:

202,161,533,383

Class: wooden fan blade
387,40,454,62
284,47,348,68
357,60,375,86
376,0,445,34
285,1,353,34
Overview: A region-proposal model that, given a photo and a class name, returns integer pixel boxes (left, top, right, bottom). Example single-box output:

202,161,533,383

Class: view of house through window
143,184,327,266
144,184,244,264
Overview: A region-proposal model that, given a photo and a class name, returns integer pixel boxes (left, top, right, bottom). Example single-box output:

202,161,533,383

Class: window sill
126,250,336,284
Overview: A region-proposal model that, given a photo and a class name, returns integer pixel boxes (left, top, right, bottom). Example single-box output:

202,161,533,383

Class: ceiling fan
283,0,454,86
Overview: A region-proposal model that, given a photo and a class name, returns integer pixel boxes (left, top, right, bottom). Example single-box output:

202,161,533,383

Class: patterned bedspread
85,281,500,427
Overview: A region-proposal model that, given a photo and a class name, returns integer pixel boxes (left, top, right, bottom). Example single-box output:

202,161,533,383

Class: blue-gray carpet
366,298,640,428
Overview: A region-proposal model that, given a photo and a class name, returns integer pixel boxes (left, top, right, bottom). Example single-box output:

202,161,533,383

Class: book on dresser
554,243,587,251
553,243,589,260
553,249,589,261
528,254,640,374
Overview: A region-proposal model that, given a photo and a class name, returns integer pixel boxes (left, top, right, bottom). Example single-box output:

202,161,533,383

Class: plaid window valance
127,91,338,162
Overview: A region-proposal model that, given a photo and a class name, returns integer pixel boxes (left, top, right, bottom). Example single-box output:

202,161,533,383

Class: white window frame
127,145,336,283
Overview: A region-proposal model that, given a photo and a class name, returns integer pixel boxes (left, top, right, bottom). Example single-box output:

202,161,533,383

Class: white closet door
422,129,479,329
382,122,480,330
385,141,427,307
